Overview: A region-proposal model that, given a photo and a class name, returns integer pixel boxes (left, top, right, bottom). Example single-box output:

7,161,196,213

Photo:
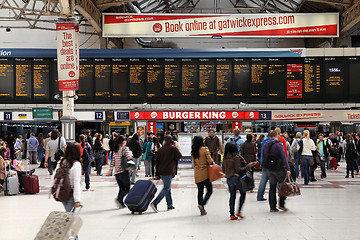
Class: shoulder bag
207,164,225,182
240,171,255,192
120,147,136,171
54,138,64,162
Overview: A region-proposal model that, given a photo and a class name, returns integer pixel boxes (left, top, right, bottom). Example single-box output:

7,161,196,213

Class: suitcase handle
71,206,83,216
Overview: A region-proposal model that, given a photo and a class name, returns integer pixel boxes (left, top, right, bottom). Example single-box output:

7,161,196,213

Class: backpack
230,137,241,154
82,143,94,165
262,140,282,171
51,161,73,202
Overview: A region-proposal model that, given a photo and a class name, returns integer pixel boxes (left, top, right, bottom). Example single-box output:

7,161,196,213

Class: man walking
28,133,39,164
151,135,182,212
205,130,221,165
225,128,244,155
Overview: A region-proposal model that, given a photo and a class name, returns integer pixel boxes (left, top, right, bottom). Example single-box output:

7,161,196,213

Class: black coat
127,139,142,158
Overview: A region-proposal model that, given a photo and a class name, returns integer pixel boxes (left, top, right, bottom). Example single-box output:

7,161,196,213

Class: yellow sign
109,122,131,126
18,114,27,119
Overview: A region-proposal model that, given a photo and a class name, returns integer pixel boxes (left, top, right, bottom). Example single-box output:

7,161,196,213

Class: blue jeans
83,163,91,189
227,176,246,216
37,146,44,162
294,152,299,178
153,175,173,207
257,167,269,201
326,156,330,169
301,155,312,185
62,197,78,240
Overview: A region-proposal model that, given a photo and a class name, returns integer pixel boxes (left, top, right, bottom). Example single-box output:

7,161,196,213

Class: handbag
207,164,225,182
120,148,136,171
313,151,322,165
54,138,64,162
278,175,301,197
240,171,255,192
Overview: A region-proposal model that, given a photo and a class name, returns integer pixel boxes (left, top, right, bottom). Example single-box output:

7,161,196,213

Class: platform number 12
95,112,103,120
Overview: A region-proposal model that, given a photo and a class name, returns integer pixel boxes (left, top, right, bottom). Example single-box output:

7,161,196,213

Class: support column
61,90,77,142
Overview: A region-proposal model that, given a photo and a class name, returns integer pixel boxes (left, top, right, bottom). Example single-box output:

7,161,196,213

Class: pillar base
61,116,77,142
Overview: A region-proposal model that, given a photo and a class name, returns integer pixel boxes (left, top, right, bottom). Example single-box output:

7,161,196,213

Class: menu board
286,63,303,99
233,59,250,97
15,58,32,99
33,59,49,100
0,58,14,99
251,59,267,97
112,59,128,99
349,57,360,98
324,58,345,99
216,59,232,97
164,59,181,98
129,59,146,98
78,59,94,99
267,58,285,98
182,59,198,98
304,58,321,99
198,59,216,97
147,59,163,98
95,59,111,99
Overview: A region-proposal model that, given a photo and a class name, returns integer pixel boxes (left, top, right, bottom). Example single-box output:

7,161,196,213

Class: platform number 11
4,112,12,121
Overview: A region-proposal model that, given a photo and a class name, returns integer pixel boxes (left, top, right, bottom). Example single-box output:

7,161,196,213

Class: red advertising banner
287,80,302,99
103,13,339,38
147,121,156,133
130,111,258,120
56,22,79,91
232,121,242,132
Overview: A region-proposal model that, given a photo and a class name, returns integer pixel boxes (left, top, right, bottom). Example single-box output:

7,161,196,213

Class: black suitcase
125,180,157,214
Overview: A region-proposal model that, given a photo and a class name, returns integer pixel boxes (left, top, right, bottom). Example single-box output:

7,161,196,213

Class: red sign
130,111,259,120
232,121,242,131
296,123,317,128
147,121,156,133
287,80,302,99
287,64,302,72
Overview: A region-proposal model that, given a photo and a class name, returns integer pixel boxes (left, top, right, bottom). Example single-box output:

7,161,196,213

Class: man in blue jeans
151,135,182,212
257,134,270,201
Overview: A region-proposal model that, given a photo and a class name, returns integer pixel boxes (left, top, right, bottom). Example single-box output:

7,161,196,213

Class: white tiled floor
1,161,360,240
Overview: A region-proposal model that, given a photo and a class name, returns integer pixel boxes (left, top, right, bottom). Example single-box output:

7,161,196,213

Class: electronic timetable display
0,56,356,104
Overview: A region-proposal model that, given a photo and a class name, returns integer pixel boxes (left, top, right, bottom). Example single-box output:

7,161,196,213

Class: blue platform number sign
117,112,130,121
259,111,271,120
4,112,12,121
95,112,103,120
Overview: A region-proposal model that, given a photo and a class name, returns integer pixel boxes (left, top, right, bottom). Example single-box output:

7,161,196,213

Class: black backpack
262,140,282,171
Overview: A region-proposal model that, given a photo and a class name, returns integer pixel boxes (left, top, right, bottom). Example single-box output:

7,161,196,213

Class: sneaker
279,206,288,212
270,209,279,213
151,202,158,213
236,213,245,219
345,175,349,178
230,216,238,220
198,205,207,216
167,206,175,211
257,198,267,201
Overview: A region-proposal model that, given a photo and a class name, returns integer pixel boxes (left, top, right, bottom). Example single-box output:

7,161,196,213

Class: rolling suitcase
35,208,83,240
125,180,157,214
330,157,337,170
4,174,19,196
23,174,39,194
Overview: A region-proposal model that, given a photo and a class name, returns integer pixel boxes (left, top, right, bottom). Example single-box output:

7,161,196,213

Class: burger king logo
231,112,239,119
134,112,140,119
150,112,158,119
153,23,162,33
249,112,255,119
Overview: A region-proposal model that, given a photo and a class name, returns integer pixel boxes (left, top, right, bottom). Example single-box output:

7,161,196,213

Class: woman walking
79,134,92,190
93,134,104,176
344,134,357,178
37,133,45,168
290,132,302,178
223,142,256,220
142,137,154,177
298,130,316,185
107,135,133,208
127,133,142,184
240,134,257,179
192,136,214,216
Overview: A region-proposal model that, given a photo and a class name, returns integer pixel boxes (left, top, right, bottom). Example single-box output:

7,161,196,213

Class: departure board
251,59,267,97
324,58,345,99
182,59,198,98
233,59,250,97
95,59,111,99
304,58,321,99
267,58,285,98
15,58,31,99
129,59,146,98
216,59,232,97
0,58,14,99
147,59,163,98
33,59,49,100
349,57,360,98
199,59,216,97
286,63,303,99
112,59,128,99
164,59,181,98
78,59,94,99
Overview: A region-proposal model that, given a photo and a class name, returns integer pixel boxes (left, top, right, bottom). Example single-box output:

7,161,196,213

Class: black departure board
251,59,267,97
216,59,232,97
15,58,32,99
0,58,14,99
95,59,111,99
147,59,163,98
199,59,216,97
349,57,360,98
304,58,321,99
164,59,181,98
112,59,128,99
78,59,94,99
33,59,49,100
324,58,345,99
233,59,250,97
129,59,146,98
267,58,285,98
182,59,198,98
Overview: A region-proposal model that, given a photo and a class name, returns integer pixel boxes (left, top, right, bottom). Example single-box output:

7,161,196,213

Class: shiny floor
1,160,360,240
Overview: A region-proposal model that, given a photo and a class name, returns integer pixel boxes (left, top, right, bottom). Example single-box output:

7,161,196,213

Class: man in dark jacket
127,133,142,184
151,135,182,213
262,130,291,212
205,130,221,165
85,130,93,148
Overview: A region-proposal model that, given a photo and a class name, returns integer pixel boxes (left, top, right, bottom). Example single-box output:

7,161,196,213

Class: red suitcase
23,175,39,194
330,157,337,170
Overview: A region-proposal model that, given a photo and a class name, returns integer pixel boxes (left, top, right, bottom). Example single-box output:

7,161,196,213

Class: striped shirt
111,146,133,175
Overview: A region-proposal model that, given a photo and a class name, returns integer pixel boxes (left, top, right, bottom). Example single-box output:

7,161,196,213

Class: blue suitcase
125,180,157,214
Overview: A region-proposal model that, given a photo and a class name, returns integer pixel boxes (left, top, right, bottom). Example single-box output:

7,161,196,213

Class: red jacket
279,136,288,158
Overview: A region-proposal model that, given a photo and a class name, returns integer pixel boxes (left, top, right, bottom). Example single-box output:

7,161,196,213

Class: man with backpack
225,128,244,155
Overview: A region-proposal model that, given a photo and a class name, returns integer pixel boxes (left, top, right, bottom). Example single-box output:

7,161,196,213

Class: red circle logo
68,71,75,77
153,23,162,33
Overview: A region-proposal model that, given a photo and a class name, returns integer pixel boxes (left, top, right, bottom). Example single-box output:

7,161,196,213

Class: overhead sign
272,110,360,122
33,108,53,119
117,112,130,121
147,121,156,133
103,13,339,38
56,22,79,91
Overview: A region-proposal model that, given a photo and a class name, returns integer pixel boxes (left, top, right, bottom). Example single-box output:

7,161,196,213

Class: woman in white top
298,130,316,185
52,142,82,212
